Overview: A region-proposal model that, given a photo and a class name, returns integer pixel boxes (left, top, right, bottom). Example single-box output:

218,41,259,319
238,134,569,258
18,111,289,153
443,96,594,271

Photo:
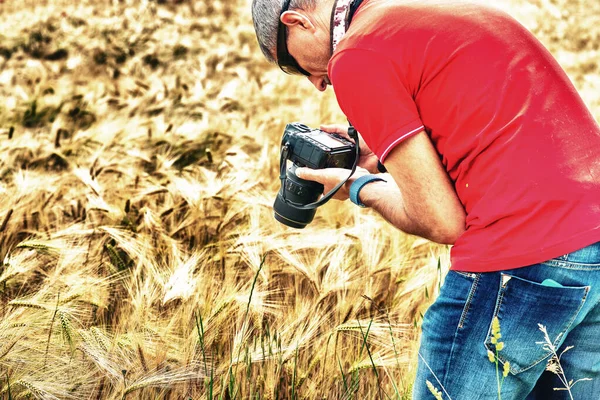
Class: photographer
252,0,600,398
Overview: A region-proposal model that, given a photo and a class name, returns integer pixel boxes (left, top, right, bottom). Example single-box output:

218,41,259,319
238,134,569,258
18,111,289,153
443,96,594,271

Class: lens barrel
273,164,324,228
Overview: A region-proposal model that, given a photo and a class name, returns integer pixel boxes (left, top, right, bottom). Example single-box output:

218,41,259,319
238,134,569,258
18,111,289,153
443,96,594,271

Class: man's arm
358,131,466,244
296,130,466,245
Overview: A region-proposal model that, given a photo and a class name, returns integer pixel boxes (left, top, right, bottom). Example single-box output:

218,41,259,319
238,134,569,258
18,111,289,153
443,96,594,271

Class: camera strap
330,0,365,54
279,0,364,211
279,127,360,210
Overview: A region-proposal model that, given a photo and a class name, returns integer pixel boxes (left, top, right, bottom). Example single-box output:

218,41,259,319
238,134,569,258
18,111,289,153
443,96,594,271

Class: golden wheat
0,0,597,398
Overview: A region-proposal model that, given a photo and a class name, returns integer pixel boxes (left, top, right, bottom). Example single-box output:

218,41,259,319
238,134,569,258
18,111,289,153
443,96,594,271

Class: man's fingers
296,167,354,183
295,167,317,181
296,167,344,183
320,124,349,136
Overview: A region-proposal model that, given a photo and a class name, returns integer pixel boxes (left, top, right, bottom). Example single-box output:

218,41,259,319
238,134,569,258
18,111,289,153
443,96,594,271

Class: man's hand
296,166,370,201
320,124,380,173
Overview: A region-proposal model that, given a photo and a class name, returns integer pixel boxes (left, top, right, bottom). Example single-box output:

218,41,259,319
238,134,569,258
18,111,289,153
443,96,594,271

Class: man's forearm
357,177,424,237
357,174,462,245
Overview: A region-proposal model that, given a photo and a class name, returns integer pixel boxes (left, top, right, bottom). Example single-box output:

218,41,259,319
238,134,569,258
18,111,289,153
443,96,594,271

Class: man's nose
308,76,328,92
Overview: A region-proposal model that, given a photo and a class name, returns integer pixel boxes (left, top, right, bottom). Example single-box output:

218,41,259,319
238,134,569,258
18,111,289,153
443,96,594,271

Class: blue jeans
413,241,600,399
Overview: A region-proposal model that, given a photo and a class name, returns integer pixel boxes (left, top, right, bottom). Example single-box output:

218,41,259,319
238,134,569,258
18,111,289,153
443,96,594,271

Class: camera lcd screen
313,134,347,149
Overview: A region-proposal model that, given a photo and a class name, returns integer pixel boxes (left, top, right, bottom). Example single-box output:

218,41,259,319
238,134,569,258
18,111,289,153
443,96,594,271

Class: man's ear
280,11,315,32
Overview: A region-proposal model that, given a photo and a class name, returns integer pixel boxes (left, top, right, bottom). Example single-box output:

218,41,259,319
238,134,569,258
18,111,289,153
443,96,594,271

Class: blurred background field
0,0,597,399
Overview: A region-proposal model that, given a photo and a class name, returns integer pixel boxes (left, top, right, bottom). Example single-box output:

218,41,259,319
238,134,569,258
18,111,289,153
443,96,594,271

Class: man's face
279,10,332,92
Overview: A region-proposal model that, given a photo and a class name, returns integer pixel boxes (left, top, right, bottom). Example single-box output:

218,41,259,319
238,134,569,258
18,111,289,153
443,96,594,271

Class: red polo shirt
328,0,600,272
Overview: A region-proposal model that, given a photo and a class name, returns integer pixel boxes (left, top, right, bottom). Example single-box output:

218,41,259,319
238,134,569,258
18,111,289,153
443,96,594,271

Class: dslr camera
273,122,358,228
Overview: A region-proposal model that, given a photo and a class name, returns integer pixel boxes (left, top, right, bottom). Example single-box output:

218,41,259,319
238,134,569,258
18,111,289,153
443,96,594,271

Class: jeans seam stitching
585,287,600,317
442,274,480,390
493,285,591,374
458,274,480,330
443,274,480,390
551,286,590,349
542,261,600,270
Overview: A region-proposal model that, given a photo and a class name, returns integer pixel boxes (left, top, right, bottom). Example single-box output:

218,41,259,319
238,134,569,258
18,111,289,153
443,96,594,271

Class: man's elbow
429,217,466,245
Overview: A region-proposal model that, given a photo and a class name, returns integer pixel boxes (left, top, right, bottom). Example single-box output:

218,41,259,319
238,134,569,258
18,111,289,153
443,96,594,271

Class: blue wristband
349,174,386,208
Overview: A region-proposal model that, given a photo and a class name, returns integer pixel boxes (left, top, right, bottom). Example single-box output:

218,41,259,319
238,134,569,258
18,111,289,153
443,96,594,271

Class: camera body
273,123,356,228
282,122,356,170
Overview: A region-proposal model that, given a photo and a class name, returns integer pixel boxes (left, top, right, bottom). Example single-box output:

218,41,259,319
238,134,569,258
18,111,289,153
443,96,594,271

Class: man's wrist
349,174,387,207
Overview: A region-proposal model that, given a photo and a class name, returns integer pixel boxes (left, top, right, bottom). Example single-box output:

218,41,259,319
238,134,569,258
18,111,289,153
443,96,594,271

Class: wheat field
0,0,598,399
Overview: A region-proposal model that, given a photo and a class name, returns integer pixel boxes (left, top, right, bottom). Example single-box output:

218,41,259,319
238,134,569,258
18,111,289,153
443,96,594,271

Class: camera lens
273,164,324,228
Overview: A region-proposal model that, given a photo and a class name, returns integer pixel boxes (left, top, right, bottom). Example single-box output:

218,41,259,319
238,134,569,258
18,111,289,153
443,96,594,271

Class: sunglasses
277,0,311,76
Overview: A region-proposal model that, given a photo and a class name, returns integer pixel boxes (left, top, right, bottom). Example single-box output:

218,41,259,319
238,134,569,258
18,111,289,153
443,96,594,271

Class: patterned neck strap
330,0,353,54
330,0,365,54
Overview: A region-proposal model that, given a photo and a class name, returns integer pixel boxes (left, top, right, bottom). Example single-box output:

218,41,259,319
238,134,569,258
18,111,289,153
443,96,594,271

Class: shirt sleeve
328,48,424,161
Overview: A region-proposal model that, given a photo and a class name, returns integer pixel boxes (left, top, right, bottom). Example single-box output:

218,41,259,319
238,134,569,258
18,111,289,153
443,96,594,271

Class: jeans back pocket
484,273,589,374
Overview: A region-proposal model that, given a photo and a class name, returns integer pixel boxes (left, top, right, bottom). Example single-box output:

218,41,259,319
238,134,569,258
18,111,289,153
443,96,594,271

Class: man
252,0,600,398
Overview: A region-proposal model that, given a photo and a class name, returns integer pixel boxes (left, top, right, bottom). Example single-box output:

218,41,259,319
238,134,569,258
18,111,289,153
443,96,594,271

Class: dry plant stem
291,345,299,400
6,371,13,400
95,377,105,400
357,317,387,400
0,340,19,361
537,325,592,400
418,352,453,400
194,311,209,376
557,355,574,400
0,210,13,232
229,254,266,397
337,354,348,393
44,292,60,370
362,294,405,395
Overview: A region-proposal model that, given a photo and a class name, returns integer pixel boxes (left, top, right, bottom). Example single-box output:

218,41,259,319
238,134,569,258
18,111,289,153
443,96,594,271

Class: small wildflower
503,361,510,377
488,349,496,363
492,317,501,337
426,380,444,400
490,317,504,352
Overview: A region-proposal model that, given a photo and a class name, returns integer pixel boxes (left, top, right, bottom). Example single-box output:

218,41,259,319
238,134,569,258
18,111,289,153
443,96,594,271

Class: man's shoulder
335,0,523,54
329,0,535,84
